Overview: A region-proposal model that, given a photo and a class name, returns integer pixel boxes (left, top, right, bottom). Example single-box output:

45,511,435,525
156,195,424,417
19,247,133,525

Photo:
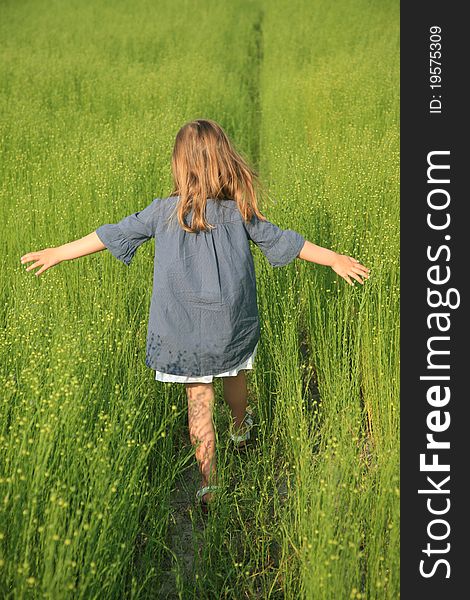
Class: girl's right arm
243,212,370,286
298,240,370,286
20,232,106,277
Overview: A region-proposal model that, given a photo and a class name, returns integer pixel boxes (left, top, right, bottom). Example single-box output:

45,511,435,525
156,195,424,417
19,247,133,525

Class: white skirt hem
154,342,258,383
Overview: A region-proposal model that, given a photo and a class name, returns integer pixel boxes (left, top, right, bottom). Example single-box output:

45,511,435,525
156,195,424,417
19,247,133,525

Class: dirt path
154,458,198,598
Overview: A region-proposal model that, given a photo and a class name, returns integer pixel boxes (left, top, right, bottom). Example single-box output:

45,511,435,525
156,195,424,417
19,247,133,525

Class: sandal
195,485,220,513
230,409,254,449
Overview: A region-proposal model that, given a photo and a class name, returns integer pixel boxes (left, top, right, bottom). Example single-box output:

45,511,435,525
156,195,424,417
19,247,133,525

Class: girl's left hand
331,254,370,286
20,248,63,277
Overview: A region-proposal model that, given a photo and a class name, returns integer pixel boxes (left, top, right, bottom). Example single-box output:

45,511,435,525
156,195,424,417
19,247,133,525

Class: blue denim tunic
95,196,305,376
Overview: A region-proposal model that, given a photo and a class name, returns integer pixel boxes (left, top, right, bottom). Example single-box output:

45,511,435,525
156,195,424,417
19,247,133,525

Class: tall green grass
257,1,400,597
1,0,399,598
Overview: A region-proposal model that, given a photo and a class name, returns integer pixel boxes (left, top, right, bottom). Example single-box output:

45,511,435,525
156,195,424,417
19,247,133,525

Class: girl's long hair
169,119,267,233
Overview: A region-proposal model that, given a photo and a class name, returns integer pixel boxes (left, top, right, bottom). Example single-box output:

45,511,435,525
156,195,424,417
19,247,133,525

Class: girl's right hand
20,248,63,277
331,253,370,286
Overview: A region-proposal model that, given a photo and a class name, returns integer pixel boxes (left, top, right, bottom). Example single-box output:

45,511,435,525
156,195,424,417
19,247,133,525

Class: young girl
20,119,370,512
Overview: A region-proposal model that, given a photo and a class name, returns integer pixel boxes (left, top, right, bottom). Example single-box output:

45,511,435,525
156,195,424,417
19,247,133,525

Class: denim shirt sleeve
95,198,161,266
243,212,305,267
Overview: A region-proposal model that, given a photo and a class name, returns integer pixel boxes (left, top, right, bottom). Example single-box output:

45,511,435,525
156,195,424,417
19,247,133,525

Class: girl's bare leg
222,371,249,444
185,382,217,502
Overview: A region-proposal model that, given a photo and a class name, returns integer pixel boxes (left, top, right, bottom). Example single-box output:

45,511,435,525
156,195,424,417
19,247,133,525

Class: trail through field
157,459,200,598
151,343,322,596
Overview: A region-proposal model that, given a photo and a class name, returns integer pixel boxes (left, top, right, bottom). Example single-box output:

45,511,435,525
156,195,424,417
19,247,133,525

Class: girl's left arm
21,232,107,277
21,197,162,277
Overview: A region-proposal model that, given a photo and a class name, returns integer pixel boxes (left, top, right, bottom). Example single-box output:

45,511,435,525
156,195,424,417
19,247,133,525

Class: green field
0,0,399,598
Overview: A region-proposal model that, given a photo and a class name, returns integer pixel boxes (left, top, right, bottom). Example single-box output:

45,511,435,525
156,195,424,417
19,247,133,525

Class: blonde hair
168,118,267,233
